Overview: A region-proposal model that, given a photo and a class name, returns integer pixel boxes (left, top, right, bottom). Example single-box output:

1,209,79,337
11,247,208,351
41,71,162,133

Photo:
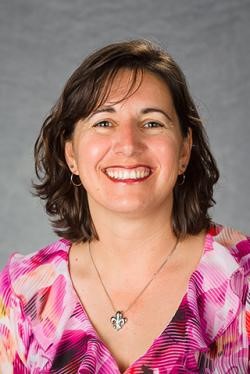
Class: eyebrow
91,106,115,115
90,106,173,121
141,107,172,121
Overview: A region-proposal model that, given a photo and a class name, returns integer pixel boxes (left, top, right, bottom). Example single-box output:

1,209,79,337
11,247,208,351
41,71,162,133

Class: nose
112,122,145,156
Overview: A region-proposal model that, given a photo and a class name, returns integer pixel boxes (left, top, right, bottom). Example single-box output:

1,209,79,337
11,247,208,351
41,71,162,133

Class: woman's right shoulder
0,238,71,299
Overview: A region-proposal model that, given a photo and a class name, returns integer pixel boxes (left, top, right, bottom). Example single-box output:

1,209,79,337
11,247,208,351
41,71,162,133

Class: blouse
0,224,250,373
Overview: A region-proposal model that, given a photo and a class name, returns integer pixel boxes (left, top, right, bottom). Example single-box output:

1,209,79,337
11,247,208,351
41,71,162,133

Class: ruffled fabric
0,225,249,373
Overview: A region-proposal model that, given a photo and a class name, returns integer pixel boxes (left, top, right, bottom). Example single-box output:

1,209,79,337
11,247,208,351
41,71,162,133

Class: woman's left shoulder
209,223,250,272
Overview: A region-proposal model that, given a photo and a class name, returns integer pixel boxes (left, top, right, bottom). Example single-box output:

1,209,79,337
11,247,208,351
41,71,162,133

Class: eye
143,121,165,128
93,120,112,128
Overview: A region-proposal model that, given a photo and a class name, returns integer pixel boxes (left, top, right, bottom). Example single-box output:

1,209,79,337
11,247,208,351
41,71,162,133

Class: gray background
0,0,250,268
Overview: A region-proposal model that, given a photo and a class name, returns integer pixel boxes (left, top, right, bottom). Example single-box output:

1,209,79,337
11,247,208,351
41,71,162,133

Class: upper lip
103,164,153,170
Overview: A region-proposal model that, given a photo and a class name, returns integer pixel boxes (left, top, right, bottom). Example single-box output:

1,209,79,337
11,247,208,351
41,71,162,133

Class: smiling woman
0,40,250,373
64,69,192,224
33,40,218,242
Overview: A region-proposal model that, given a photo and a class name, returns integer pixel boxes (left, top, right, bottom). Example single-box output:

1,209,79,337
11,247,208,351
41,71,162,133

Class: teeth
105,167,150,180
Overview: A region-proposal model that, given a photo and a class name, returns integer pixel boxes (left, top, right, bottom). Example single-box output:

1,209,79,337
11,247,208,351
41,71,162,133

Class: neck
88,200,177,270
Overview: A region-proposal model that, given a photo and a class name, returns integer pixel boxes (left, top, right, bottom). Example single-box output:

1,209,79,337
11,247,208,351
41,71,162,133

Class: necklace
88,238,179,331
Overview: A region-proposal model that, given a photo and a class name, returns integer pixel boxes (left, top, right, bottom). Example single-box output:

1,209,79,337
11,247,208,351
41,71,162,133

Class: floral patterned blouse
0,224,250,373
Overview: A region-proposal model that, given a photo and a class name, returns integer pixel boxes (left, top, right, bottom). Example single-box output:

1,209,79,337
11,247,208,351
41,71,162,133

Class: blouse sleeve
0,259,29,373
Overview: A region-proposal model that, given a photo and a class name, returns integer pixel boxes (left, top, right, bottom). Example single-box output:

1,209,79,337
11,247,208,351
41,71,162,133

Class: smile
104,166,151,181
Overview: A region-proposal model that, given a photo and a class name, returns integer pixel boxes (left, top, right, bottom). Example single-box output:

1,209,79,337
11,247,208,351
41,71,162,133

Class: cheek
152,136,182,165
76,136,109,170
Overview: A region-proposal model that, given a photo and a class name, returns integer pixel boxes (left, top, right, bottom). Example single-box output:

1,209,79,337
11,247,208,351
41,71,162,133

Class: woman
0,39,249,373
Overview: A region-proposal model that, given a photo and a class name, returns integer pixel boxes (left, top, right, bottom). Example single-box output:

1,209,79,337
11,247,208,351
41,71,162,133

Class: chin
103,199,150,215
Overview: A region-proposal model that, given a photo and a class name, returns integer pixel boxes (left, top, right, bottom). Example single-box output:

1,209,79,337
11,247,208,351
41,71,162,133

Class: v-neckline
66,232,213,373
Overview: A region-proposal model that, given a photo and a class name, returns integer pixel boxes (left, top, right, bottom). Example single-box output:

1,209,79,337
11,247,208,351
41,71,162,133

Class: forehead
99,68,174,107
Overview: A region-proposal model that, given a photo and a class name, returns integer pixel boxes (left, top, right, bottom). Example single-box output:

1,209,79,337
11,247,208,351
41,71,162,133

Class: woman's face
65,69,192,218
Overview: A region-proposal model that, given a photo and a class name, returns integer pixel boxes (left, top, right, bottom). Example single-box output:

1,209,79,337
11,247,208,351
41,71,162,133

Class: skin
65,70,205,371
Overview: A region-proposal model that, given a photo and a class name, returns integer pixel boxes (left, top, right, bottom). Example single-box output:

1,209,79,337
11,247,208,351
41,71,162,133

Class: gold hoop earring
70,173,82,187
178,173,186,186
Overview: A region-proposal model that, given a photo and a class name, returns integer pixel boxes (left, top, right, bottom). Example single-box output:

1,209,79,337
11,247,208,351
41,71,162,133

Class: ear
178,128,192,174
65,141,79,175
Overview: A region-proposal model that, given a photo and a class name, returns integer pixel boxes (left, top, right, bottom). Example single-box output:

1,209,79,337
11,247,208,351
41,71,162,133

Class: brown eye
144,121,164,128
93,121,112,128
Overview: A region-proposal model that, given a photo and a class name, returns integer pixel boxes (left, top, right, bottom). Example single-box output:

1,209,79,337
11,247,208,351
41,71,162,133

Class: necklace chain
88,238,179,331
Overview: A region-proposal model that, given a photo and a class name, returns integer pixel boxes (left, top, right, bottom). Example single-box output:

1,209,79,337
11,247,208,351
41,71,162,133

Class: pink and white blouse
0,224,250,373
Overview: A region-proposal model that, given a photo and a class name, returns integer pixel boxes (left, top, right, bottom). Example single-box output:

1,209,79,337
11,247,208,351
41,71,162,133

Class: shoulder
209,223,250,274
183,224,250,351
0,238,71,303
190,224,250,370
0,239,75,369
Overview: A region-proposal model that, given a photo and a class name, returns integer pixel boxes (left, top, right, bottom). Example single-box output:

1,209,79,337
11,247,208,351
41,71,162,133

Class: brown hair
33,39,219,241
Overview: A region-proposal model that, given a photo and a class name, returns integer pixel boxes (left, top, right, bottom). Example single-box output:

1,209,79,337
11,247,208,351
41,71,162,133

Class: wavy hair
33,39,219,241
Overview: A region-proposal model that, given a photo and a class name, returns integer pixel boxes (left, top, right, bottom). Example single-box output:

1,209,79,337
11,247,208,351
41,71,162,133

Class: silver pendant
110,311,127,331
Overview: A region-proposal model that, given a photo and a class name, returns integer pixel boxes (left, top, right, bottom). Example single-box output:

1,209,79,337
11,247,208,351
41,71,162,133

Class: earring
178,173,186,186
70,173,82,187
